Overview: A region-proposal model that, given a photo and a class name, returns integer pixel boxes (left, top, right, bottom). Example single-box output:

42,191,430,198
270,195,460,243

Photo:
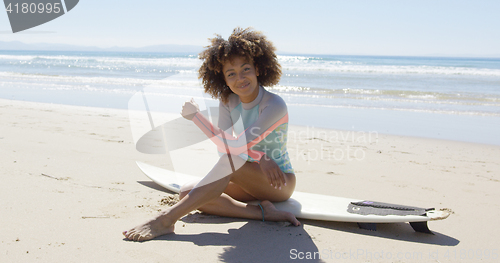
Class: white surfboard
136,161,450,233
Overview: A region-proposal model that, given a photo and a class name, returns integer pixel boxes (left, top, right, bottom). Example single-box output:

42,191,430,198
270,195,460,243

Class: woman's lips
239,83,250,89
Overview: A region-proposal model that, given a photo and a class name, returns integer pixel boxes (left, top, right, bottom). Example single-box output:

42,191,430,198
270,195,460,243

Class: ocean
1,50,499,145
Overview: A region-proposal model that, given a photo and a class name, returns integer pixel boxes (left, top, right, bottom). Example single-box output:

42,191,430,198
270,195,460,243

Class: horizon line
0,40,499,59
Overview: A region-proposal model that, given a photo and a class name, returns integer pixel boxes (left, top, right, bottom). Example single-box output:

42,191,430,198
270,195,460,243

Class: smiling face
222,56,260,103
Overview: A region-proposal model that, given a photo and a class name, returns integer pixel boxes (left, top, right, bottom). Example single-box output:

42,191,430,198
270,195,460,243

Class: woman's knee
179,180,197,199
217,154,246,171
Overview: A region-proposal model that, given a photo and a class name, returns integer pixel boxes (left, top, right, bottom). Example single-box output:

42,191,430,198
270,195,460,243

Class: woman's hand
259,154,286,190
181,98,200,120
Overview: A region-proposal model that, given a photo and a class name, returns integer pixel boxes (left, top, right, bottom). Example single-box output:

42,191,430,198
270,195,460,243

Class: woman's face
222,56,260,103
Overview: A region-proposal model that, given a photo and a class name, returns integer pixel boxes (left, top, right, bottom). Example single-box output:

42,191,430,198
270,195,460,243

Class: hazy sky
1,0,499,56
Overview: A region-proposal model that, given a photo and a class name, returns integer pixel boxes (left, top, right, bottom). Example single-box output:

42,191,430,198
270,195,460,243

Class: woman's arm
181,97,289,187
190,98,288,160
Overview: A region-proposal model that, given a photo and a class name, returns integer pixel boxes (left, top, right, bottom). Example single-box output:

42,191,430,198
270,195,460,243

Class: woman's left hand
181,98,200,120
259,154,286,190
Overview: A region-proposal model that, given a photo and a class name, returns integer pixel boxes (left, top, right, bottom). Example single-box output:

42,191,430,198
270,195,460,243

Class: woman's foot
260,200,301,226
123,211,176,242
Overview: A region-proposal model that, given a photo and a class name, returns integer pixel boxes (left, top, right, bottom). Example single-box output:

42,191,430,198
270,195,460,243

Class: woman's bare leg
123,155,298,241
183,191,300,224
177,181,299,225
123,154,240,241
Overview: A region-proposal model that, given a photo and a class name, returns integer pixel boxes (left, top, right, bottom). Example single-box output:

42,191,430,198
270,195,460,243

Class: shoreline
3,97,499,147
1,98,499,262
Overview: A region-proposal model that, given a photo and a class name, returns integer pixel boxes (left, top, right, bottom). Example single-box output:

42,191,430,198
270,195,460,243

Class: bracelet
258,203,265,221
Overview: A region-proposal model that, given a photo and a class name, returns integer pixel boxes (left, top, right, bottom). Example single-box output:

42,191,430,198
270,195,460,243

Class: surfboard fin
357,223,377,231
357,222,434,234
410,222,434,234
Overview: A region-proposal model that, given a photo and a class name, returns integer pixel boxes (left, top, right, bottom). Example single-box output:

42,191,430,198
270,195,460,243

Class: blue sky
1,0,499,56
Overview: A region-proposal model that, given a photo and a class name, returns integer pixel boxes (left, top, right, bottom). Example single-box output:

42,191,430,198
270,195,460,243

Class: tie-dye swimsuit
192,86,294,174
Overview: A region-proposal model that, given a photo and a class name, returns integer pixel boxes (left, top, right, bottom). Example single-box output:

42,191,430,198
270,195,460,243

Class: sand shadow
137,181,176,193
155,217,326,263
131,183,324,261
303,219,459,246
136,181,459,247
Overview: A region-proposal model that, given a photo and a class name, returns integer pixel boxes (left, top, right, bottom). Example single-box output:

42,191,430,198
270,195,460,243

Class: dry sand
1,98,499,262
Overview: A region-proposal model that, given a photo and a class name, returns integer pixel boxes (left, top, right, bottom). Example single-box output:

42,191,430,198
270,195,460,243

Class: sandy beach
1,98,499,262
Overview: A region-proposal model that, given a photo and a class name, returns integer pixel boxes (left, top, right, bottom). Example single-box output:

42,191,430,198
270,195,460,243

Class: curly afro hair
198,27,282,103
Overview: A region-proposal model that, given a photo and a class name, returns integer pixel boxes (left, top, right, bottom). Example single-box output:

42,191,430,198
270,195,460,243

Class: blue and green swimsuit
192,86,294,174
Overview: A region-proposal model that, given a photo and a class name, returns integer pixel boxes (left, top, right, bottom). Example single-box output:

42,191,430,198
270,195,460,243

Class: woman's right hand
259,154,286,190
181,98,200,120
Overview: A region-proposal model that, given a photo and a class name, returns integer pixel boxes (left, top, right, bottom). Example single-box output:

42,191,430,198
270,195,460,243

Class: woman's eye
244,67,250,71
227,73,235,77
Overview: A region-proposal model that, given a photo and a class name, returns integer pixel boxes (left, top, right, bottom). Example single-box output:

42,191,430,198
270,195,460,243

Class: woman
124,28,299,242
